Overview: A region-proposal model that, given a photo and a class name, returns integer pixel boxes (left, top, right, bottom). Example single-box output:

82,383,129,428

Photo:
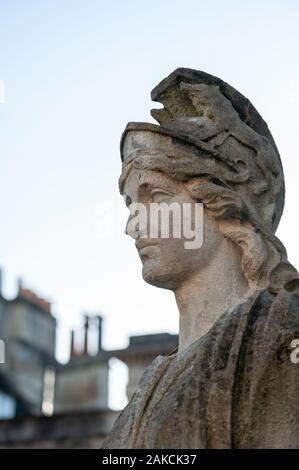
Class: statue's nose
125,215,138,239
125,207,148,239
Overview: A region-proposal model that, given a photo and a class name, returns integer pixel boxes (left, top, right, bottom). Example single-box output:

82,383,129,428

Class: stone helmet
121,68,284,235
120,68,298,293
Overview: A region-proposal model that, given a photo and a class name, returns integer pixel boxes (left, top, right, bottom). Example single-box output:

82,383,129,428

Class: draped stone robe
102,288,299,448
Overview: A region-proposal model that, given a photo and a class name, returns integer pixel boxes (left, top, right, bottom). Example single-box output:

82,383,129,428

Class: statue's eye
150,188,174,203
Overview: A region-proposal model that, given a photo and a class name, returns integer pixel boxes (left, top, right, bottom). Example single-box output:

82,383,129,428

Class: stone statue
103,68,299,448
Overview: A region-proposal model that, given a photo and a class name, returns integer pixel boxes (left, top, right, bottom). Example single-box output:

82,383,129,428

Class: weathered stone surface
103,289,299,448
103,68,299,449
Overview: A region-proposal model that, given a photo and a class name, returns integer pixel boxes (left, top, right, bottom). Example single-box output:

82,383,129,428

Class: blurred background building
0,268,178,448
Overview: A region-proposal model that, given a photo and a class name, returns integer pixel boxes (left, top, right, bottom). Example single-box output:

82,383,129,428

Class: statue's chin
142,261,177,290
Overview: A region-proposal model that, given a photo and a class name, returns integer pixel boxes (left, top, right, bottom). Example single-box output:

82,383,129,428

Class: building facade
0,269,178,446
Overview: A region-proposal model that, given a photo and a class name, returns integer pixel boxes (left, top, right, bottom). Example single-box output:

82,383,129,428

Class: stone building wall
0,409,119,448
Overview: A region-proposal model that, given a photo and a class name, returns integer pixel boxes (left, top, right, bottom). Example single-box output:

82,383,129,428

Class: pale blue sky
1,0,299,408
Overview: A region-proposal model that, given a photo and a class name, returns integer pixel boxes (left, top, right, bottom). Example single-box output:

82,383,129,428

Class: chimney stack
17,277,23,293
70,330,75,358
97,315,103,352
83,315,89,355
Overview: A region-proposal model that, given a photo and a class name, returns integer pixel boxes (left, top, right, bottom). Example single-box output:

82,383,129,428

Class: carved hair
185,178,298,293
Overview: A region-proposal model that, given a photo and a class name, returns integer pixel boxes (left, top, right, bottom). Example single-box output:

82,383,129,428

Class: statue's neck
174,240,251,354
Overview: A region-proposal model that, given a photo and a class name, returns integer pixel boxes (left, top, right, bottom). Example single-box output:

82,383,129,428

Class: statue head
119,68,298,293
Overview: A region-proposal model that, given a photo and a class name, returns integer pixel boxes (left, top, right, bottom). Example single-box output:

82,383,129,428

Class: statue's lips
135,240,158,260
135,240,157,250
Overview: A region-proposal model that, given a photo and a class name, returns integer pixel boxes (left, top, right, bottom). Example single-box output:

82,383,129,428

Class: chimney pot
83,315,89,355
97,315,103,352
70,330,75,358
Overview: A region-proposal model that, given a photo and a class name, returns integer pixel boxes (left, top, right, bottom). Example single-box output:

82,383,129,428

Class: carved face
122,167,225,290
